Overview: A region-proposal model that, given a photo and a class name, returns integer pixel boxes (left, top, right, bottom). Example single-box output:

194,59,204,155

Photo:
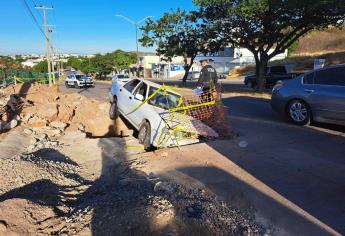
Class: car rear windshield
147,87,181,110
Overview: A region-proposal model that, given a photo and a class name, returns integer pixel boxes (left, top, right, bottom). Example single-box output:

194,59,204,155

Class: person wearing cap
196,59,218,95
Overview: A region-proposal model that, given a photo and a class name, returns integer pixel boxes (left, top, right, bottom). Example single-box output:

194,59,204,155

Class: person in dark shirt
196,59,218,102
197,59,218,91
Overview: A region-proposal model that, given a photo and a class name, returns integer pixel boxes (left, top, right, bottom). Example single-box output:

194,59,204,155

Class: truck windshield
148,87,181,110
76,75,85,79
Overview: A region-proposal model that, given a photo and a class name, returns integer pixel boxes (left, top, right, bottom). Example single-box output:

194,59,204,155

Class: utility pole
115,14,153,77
35,5,54,87
48,26,56,85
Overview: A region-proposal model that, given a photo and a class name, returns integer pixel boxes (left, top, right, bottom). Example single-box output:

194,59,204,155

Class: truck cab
65,74,94,88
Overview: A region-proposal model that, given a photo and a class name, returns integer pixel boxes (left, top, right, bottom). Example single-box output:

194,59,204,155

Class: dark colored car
271,64,345,126
244,65,300,88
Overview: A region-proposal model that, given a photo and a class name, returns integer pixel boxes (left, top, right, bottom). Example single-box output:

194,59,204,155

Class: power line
21,0,45,38
21,0,55,50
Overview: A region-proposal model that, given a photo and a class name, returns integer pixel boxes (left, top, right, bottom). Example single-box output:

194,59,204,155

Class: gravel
0,148,271,236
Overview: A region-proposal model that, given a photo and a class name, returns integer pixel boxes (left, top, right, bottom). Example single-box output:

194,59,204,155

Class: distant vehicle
112,74,131,84
65,74,94,88
187,71,200,81
108,78,218,150
271,64,345,126
244,65,301,88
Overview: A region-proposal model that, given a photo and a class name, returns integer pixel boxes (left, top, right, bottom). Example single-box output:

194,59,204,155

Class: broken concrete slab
49,121,67,130
37,103,58,122
0,131,30,159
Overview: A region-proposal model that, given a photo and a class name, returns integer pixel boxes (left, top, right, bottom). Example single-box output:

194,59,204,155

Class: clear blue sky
0,0,195,55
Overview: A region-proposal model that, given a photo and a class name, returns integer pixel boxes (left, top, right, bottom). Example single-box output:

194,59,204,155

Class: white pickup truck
65,74,94,88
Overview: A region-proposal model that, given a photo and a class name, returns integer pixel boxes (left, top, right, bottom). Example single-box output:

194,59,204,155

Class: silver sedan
271,64,345,126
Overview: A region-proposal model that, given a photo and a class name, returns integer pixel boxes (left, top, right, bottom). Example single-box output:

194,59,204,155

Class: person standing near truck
196,59,218,101
197,59,218,91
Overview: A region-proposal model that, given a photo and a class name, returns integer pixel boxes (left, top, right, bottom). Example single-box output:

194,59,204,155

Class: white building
194,47,288,74
21,58,44,68
139,55,186,79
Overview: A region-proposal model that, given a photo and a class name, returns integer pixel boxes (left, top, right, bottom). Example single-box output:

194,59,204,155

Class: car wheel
138,121,152,151
65,82,69,88
109,98,119,120
247,81,253,88
287,100,311,126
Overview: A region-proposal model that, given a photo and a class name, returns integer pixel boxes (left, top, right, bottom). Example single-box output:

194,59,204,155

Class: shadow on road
200,95,345,234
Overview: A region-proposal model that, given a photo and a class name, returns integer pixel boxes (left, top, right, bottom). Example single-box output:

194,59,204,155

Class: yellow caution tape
129,84,220,149
126,145,145,149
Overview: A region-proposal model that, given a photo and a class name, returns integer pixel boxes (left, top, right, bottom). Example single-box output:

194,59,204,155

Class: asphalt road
217,95,345,234
61,80,345,234
60,81,111,101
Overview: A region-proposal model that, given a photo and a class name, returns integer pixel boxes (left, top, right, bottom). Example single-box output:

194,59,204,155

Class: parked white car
108,78,218,150
112,74,131,85
65,74,94,88
187,71,200,81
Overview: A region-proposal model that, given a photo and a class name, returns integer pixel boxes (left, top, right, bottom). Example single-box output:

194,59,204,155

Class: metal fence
0,69,60,88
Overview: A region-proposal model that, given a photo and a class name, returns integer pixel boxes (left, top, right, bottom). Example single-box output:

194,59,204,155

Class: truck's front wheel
138,121,152,151
109,98,119,120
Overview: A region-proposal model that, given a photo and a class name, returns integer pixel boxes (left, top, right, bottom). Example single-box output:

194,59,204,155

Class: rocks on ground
0,149,269,236
0,84,121,137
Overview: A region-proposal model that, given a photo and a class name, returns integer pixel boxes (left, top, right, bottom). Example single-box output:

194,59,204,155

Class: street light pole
115,14,153,76
35,5,54,86
135,24,139,65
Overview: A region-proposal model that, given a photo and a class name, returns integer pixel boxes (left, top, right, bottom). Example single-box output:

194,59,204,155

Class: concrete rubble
0,84,118,136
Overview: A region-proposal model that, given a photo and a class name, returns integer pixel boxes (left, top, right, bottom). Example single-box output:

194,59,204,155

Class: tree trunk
182,56,195,86
255,53,269,92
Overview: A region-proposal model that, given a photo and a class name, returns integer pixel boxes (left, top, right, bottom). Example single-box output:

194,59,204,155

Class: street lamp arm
137,16,154,25
114,14,136,25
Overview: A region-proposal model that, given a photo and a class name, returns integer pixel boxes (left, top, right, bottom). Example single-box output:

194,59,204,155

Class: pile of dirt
0,149,269,236
0,83,117,137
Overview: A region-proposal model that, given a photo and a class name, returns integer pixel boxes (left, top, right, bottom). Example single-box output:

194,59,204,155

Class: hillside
293,27,345,55
272,27,345,71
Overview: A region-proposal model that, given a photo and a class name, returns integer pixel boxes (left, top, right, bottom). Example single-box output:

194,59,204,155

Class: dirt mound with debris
0,149,268,236
0,83,116,137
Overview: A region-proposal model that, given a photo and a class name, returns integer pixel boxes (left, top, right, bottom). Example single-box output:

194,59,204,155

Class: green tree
140,9,223,83
89,54,114,79
65,57,83,70
33,61,48,73
112,50,137,71
194,0,345,91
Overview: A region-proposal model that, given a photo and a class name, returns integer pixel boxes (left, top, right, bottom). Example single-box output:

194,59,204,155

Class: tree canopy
64,50,137,78
33,60,48,73
140,9,224,82
194,0,345,90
